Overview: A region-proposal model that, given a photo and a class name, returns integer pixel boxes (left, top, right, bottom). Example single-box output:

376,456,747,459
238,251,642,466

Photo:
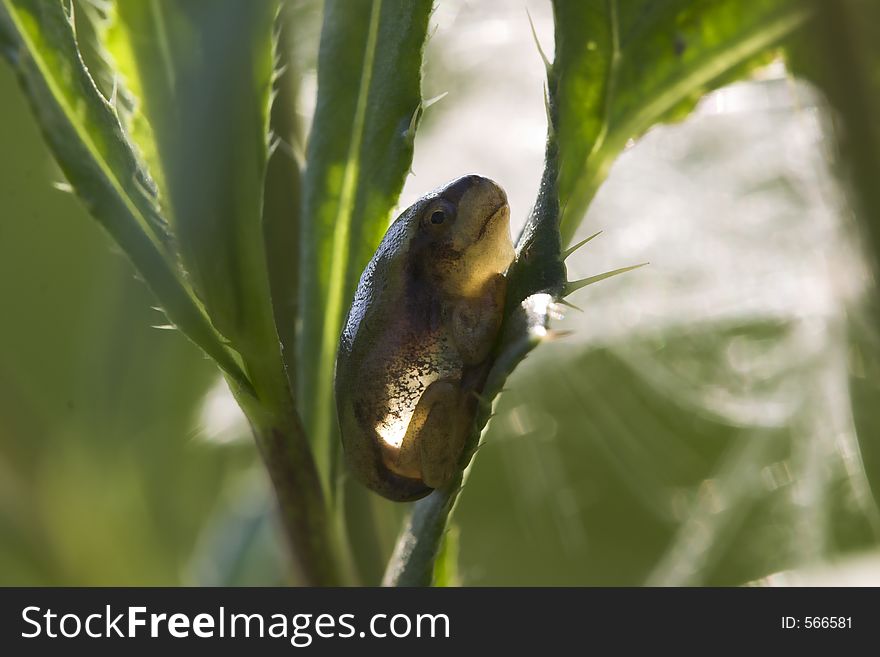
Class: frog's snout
442,174,507,213
442,174,509,247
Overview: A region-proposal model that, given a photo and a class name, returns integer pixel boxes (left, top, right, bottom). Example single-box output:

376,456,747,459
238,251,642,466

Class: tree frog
336,175,515,501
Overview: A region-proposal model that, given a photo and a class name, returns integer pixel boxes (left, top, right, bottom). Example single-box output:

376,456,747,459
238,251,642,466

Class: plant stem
232,354,342,586
250,409,340,586
382,478,461,586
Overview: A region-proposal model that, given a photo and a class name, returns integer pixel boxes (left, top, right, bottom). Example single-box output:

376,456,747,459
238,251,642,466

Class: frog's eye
423,201,455,229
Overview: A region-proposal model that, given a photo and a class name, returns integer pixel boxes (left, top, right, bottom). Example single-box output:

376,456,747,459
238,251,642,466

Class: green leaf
299,0,433,489
552,0,813,245
109,1,282,392
262,8,305,394
29,0,339,586
0,0,249,390
68,0,158,181
0,60,238,583
432,523,461,587
96,0,169,206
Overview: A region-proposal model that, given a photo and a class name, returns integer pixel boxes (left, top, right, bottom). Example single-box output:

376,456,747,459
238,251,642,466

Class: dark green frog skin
335,175,514,501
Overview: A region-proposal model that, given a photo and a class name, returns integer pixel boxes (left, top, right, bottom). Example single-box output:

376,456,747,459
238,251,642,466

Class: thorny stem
251,410,340,586
382,479,462,586
232,353,342,586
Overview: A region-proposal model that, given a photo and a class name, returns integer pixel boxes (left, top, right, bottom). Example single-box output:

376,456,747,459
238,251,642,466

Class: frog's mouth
442,175,515,292
449,200,509,249
476,201,510,241
447,175,508,246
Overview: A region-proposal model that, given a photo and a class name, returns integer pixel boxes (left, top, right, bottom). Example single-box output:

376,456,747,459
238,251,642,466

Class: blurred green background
0,60,252,584
2,0,880,586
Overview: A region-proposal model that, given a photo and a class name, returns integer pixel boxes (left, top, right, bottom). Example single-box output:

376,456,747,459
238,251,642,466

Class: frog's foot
452,273,507,365
390,378,468,489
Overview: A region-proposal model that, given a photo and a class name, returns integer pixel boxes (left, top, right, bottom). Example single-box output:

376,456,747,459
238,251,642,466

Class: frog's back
336,217,435,501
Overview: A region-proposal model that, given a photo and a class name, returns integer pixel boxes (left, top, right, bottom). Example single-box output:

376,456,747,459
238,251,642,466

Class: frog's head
409,174,514,297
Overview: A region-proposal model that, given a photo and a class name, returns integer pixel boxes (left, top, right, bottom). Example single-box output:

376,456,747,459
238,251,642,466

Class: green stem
235,383,341,586
382,480,461,586
233,350,342,586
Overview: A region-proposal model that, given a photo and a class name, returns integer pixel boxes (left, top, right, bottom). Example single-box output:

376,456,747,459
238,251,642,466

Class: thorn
546,329,574,341
564,263,649,296
555,298,583,313
267,134,281,158
272,136,297,163
51,181,73,193
405,102,423,145
526,8,550,71
422,91,448,110
562,231,602,260
151,324,177,331
109,74,119,115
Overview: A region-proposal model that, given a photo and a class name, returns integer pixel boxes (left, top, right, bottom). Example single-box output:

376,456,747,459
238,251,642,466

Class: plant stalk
232,355,342,586
250,410,340,586
382,479,461,586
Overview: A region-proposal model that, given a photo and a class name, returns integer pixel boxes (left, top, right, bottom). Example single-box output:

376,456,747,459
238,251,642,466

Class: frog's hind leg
395,378,469,489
